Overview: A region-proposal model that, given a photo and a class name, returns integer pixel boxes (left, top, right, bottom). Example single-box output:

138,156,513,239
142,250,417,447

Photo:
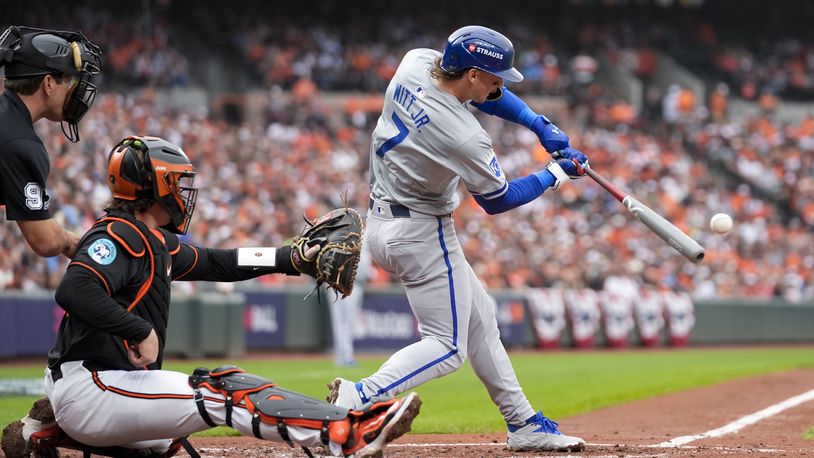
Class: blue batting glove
554,148,589,178
552,147,588,164
531,117,570,153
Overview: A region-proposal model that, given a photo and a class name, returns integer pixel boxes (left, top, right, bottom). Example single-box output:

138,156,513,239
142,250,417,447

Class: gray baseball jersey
369,48,508,215
358,48,537,425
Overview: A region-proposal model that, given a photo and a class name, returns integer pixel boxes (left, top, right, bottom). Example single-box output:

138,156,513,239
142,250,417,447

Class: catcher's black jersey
48,210,275,372
0,91,52,221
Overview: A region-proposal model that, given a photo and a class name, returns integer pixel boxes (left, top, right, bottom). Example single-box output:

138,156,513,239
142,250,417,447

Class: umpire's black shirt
0,90,52,221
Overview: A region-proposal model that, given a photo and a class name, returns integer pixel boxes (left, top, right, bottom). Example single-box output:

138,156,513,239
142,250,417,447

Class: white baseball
710,213,733,234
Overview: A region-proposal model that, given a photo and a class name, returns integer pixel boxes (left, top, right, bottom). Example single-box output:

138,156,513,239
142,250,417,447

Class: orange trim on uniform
96,216,154,312
258,413,330,430
91,371,193,400
150,229,165,244
197,381,275,407
69,262,111,296
174,245,199,280
210,367,246,377
168,243,181,255
106,222,145,257
107,386,193,400
91,371,107,391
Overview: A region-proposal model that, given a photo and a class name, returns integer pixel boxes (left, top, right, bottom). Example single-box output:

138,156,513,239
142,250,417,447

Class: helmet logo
475,46,503,60
468,43,477,52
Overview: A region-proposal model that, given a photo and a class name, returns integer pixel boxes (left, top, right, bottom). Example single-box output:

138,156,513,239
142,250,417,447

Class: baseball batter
328,25,588,452
2,136,420,458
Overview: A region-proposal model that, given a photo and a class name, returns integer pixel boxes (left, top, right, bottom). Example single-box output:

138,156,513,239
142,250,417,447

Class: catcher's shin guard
189,366,351,446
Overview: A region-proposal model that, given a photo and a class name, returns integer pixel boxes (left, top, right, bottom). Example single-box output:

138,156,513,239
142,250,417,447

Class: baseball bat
584,167,705,263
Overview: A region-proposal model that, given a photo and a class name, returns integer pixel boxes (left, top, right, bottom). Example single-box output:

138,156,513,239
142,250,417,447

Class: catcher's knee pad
189,366,349,445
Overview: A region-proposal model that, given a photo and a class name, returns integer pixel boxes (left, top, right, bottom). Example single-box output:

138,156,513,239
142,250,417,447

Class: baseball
710,213,733,234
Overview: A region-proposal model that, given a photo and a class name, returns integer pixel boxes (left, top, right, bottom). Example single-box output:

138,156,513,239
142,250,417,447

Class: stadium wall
1,289,812,359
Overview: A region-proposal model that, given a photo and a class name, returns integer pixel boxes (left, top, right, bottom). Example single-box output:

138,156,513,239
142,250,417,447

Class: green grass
804,425,814,440
2,347,813,435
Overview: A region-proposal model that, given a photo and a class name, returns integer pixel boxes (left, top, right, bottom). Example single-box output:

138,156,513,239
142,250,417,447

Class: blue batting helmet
440,25,523,83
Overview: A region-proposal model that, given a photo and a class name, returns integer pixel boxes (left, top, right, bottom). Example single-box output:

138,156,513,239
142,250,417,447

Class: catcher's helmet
107,136,198,235
0,26,103,142
440,25,523,83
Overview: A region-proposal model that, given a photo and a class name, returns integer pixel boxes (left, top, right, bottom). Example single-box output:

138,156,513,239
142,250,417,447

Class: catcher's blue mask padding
441,25,523,83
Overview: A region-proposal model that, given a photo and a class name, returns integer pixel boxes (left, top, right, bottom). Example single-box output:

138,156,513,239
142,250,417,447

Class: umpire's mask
0,26,103,142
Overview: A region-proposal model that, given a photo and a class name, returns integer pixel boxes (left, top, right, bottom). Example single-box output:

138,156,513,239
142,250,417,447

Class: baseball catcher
1,135,418,458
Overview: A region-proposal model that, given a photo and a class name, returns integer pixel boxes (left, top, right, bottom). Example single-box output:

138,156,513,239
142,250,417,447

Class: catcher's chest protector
74,212,176,369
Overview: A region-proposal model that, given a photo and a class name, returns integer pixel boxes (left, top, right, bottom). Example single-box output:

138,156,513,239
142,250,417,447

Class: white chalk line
655,386,814,447
195,389,814,457
390,442,781,452
198,442,783,457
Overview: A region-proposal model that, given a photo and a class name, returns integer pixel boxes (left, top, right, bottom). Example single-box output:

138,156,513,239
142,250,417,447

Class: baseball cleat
327,377,358,407
342,392,422,458
328,377,389,411
1,419,28,458
506,411,585,452
1,397,60,458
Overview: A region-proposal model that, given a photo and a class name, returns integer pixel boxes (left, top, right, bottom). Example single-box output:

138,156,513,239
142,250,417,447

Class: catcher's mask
0,26,103,143
107,136,198,235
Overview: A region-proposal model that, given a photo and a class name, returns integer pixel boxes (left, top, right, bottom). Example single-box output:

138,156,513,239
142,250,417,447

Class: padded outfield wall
0,288,812,359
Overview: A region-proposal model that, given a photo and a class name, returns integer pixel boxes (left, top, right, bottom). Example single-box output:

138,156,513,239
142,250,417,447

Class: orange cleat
341,392,422,458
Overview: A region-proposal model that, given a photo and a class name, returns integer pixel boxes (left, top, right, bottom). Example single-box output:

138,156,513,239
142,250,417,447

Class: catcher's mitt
290,207,364,297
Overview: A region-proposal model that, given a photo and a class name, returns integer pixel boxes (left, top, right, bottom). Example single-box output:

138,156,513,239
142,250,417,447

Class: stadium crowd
3,0,190,88
3,0,814,301
6,0,814,97
1,81,812,302
221,0,814,104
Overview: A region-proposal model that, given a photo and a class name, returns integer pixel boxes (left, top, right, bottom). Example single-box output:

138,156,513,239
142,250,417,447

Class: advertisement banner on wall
242,291,287,349
354,293,419,351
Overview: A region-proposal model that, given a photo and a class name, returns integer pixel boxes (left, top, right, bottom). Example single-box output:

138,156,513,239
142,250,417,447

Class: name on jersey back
393,84,431,131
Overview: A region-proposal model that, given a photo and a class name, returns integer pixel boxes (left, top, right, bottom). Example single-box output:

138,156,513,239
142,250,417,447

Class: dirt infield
188,368,814,457
8,369,813,457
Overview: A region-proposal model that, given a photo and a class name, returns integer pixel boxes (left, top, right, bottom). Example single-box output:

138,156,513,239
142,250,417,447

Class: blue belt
369,197,411,218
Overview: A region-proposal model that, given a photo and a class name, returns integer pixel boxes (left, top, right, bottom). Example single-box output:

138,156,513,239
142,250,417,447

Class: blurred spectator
4,0,814,303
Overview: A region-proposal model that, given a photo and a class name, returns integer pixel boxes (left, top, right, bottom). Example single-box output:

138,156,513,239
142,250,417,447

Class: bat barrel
584,167,705,263
622,196,705,263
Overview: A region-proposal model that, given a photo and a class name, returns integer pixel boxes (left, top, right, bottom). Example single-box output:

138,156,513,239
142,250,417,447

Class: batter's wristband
545,161,570,190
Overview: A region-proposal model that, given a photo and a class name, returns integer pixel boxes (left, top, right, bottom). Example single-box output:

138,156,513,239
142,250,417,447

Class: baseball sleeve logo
487,151,502,177
88,238,117,265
